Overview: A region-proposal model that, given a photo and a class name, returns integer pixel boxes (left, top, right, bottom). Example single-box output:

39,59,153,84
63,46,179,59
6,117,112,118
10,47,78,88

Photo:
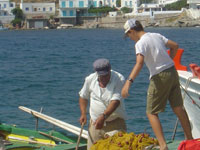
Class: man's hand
79,114,87,125
121,53,144,98
121,80,132,98
79,97,88,125
94,114,105,129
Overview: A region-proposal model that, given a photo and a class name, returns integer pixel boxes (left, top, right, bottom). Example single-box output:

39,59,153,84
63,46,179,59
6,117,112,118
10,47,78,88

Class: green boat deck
0,123,87,150
167,140,181,150
5,142,87,150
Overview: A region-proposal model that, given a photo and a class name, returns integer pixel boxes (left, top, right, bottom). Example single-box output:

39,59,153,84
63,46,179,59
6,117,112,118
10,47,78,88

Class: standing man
79,58,127,150
121,19,193,150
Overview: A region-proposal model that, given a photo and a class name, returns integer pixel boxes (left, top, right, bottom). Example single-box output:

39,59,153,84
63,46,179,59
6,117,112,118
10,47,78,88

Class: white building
187,0,200,9
121,0,133,8
0,0,15,15
20,2,56,29
0,0,15,24
105,0,117,7
20,3,55,15
59,0,91,18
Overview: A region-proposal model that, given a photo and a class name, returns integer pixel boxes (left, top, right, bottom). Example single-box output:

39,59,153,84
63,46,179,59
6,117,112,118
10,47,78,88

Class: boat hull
178,70,200,139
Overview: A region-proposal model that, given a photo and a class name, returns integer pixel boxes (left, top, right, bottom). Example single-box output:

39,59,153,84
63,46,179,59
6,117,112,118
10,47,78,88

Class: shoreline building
187,0,200,9
0,0,15,24
59,0,92,25
186,0,200,19
121,0,139,14
20,0,55,29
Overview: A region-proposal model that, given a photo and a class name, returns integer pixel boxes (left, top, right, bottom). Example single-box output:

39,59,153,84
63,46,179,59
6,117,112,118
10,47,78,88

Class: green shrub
11,18,22,27
88,6,117,14
11,8,24,28
121,7,132,13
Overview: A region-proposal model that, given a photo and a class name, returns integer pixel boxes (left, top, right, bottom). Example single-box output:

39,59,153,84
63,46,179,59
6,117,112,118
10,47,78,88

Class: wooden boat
0,123,87,150
0,106,87,150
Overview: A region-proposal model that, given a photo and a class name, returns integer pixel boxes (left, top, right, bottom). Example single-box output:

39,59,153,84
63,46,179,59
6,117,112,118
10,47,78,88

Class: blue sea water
0,27,199,141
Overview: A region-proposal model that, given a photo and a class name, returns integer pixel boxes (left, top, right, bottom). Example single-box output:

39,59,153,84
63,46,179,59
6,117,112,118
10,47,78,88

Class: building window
69,1,73,7
62,10,66,16
50,7,52,11
79,1,84,7
69,10,73,16
125,1,127,6
43,7,46,11
10,3,14,7
130,1,132,6
25,7,29,11
99,1,102,7
4,12,7,16
4,4,6,8
61,1,66,8
93,1,97,7
112,0,114,2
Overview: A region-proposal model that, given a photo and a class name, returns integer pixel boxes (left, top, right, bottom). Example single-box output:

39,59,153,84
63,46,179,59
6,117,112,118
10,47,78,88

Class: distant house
187,0,200,9
0,0,15,24
121,0,134,8
138,3,163,13
20,2,55,29
59,0,93,25
121,0,139,14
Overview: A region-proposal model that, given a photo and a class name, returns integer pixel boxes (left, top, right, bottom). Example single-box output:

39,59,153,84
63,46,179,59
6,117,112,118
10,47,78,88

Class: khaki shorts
146,66,183,114
87,118,126,150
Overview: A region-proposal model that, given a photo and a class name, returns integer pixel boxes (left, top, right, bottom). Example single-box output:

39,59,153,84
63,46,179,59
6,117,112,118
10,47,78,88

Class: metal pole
35,107,43,131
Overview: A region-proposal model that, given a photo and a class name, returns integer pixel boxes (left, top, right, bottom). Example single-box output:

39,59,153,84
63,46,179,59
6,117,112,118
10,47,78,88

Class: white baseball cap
124,19,136,34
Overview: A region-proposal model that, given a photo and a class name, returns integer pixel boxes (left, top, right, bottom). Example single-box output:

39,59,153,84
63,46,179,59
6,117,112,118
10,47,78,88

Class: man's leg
147,113,168,150
172,106,193,140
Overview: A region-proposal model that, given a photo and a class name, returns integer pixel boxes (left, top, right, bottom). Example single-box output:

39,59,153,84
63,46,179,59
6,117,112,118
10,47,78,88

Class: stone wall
96,10,200,28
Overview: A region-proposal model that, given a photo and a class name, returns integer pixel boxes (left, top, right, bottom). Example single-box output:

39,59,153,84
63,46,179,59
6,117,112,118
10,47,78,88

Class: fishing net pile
90,131,159,150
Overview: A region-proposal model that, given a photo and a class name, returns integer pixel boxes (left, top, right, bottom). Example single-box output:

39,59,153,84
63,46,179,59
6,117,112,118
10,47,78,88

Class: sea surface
0,27,199,141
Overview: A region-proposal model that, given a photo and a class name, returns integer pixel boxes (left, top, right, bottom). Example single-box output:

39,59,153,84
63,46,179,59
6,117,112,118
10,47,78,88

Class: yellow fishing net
90,131,159,150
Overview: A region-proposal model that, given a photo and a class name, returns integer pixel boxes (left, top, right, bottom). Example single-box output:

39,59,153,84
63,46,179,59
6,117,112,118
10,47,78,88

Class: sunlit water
0,27,199,141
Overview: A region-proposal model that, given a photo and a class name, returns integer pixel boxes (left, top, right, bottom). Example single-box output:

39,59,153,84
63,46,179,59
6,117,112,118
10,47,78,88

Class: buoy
194,67,200,79
189,64,198,77
167,49,187,71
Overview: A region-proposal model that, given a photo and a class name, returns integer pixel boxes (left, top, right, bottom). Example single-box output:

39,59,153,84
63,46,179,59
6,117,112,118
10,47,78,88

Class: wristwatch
127,77,133,83
102,113,108,120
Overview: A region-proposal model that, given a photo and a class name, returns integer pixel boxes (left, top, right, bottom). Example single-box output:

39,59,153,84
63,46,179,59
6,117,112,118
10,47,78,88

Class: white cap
124,19,136,34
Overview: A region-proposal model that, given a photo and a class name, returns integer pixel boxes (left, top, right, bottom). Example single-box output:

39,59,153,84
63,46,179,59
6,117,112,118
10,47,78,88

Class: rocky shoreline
81,9,200,29
2,9,200,30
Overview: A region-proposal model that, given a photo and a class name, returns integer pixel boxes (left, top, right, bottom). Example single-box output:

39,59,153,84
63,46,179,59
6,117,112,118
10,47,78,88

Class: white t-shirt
135,32,174,79
79,70,127,122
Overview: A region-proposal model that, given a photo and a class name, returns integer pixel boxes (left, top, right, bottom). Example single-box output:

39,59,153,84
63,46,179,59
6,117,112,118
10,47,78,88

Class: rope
180,76,200,109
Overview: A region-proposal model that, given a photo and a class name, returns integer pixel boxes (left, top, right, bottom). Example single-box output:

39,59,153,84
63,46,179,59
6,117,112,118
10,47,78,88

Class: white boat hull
178,70,200,139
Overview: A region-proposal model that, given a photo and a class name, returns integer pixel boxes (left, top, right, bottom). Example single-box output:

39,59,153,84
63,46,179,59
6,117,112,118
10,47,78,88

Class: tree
12,8,24,20
121,7,132,13
11,8,24,28
140,0,154,4
88,6,117,14
116,0,121,7
165,0,188,10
